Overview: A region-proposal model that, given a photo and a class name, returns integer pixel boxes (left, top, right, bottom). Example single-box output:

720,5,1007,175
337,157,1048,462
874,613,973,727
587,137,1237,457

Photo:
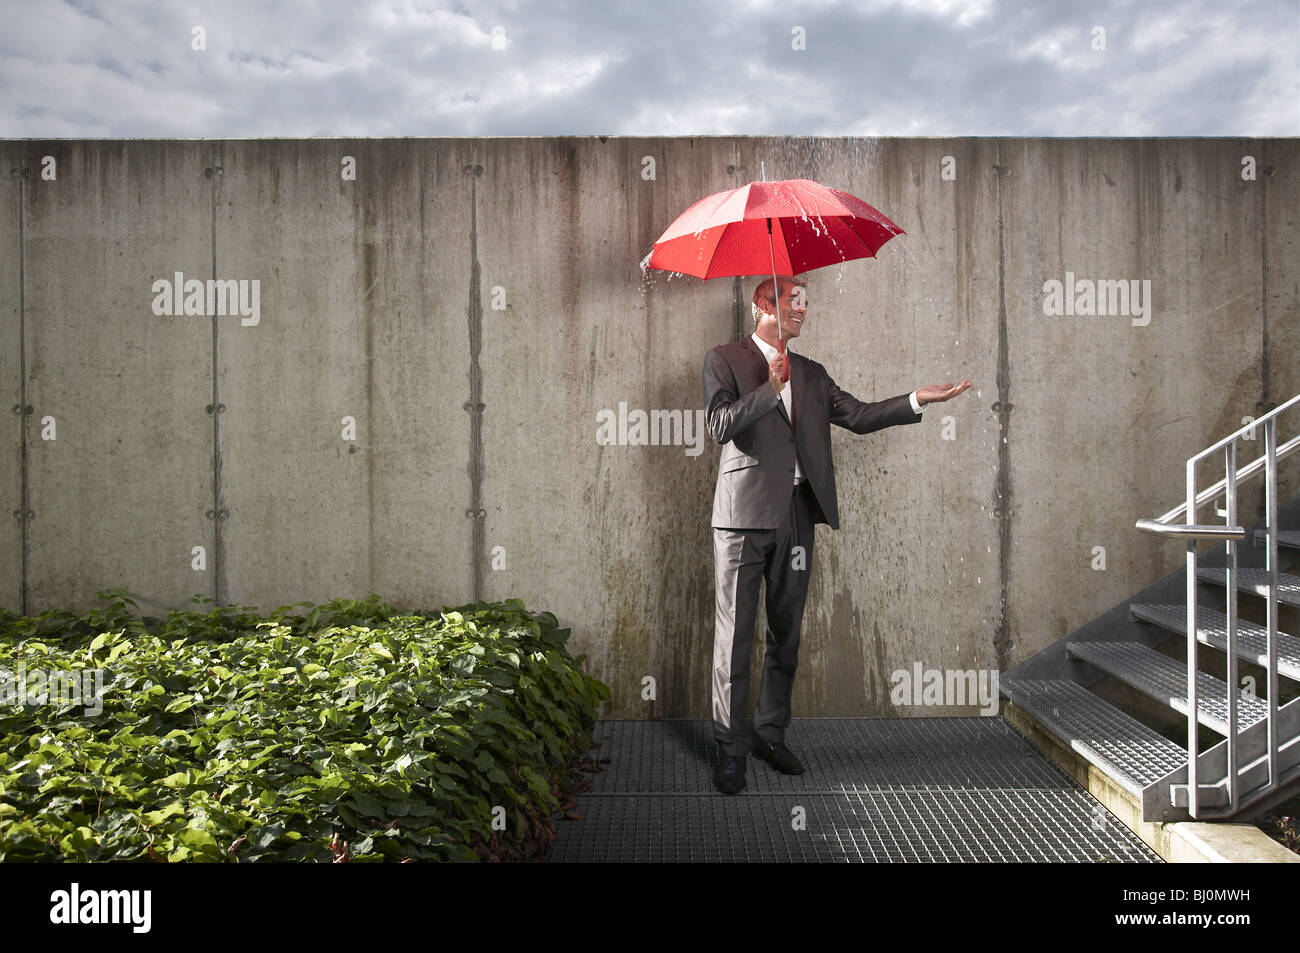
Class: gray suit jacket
703,335,922,530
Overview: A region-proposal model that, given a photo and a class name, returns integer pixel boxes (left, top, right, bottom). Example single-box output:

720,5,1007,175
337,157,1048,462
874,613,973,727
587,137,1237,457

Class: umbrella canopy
642,177,905,382
642,178,904,280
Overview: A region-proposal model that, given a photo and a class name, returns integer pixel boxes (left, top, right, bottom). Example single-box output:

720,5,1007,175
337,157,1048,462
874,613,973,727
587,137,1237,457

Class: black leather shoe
752,736,805,774
715,755,747,794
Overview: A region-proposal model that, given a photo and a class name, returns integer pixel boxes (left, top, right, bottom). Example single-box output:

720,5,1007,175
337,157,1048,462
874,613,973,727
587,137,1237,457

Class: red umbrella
642,175,904,380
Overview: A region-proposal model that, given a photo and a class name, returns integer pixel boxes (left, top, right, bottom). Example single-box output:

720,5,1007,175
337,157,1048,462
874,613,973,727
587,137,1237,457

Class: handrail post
1265,417,1279,789
1224,442,1238,813
1186,457,1199,818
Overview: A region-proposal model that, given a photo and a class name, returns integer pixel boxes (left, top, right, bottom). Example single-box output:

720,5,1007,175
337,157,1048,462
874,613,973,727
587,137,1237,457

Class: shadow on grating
544,718,1161,863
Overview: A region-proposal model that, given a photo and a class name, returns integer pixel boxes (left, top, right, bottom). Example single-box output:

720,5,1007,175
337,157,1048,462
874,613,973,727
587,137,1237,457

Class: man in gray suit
703,275,971,794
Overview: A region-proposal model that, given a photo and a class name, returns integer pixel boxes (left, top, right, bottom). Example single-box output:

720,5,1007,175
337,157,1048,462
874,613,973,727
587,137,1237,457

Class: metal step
1129,603,1300,681
1196,567,1300,607
1065,641,1269,735
1000,677,1187,797
1254,528,1300,550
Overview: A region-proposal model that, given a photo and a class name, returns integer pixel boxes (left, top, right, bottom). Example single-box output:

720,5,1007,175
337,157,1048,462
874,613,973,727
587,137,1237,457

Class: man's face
763,280,808,339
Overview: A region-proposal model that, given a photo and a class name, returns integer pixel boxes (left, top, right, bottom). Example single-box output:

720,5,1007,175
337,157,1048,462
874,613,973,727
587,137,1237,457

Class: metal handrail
1133,520,1245,540
1136,393,1298,818
1152,431,1300,525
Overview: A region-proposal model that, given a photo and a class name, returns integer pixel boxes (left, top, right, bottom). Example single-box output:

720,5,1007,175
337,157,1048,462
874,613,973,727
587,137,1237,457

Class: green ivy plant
0,588,609,862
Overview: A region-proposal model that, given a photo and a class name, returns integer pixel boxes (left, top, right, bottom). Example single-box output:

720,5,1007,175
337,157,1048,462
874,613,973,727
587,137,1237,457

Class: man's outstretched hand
917,380,973,405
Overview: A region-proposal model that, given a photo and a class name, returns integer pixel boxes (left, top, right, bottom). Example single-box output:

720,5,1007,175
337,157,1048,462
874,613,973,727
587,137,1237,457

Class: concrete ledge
1165,820,1300,863
1002,701,1299,863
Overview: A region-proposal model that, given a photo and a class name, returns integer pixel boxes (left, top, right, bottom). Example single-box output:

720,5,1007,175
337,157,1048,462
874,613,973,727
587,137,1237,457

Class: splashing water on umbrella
641,171,906,379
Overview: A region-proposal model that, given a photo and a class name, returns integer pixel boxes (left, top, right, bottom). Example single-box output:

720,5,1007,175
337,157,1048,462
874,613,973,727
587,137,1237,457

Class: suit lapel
741,334,766,378
789,350,801,429
741,334,793,429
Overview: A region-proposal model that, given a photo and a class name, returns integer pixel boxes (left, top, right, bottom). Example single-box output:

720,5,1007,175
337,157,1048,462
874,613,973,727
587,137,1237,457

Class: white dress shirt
751,331,923,486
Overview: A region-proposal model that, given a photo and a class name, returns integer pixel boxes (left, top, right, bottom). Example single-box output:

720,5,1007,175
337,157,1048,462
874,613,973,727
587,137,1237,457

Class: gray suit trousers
712,480,816,758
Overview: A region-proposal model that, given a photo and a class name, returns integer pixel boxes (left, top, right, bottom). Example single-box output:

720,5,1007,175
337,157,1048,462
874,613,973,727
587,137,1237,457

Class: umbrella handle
766,217,791,383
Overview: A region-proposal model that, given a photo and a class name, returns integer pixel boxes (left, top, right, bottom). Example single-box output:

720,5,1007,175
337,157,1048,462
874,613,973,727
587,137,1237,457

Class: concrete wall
1,137,1295,718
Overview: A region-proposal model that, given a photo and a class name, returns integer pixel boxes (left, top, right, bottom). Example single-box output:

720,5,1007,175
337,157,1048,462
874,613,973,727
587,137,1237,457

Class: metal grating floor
1197,567,1300,606
1068,640,1268,733
1255,528,1300,550
544,718,1161,863
1000,678,1188,793
1131,602,1300,679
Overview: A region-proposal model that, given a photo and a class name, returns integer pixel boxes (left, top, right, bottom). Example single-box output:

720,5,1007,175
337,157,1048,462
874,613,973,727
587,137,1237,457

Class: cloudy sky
2,0,1296,137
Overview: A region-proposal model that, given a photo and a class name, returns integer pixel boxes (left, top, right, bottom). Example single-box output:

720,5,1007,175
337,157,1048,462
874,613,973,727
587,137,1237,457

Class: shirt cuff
909,391,923,415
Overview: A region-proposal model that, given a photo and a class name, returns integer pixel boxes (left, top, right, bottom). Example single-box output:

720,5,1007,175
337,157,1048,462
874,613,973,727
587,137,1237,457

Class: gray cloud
0,0,1294,136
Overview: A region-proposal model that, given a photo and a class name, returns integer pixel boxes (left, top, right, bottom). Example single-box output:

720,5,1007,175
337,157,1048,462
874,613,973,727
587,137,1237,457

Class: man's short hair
752,276,805,324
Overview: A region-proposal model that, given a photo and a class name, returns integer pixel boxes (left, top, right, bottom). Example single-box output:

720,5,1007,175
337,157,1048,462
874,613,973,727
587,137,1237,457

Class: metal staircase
1002,393,1300,822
